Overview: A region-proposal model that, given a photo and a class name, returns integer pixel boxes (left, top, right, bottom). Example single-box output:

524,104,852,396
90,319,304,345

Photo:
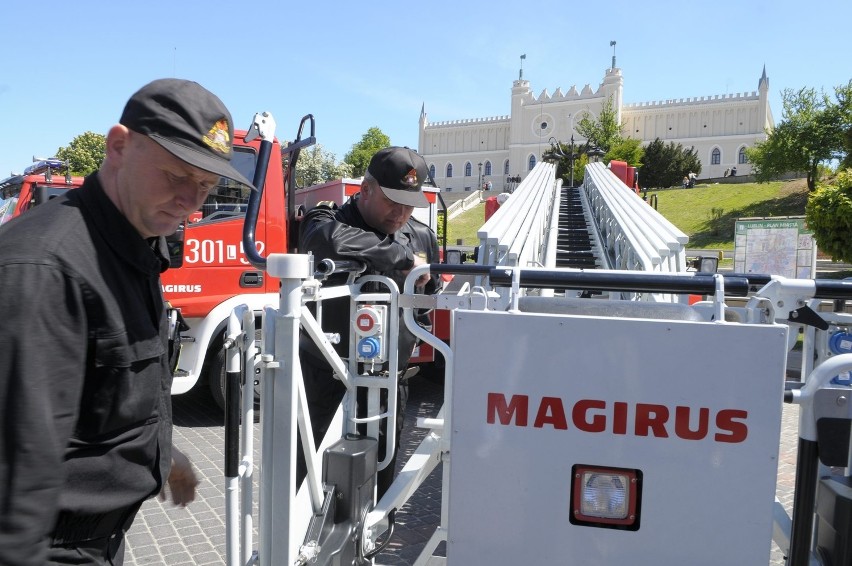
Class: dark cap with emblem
119,78,254,188
367,146,429,208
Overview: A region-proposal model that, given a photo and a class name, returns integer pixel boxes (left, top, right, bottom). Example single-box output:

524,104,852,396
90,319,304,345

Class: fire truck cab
0,159,84,225
163,126,290,408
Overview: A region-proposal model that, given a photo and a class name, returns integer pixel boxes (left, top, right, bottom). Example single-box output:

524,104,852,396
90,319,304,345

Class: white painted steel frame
225,258,851,565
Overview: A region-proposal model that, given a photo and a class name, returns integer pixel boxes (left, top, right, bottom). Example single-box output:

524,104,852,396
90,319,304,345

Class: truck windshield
194,147,257,224
0,180,22,226
0,197,18,225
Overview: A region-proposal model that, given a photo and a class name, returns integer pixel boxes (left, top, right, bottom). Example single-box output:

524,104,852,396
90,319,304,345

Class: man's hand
407,254,431,287
159,447,199,507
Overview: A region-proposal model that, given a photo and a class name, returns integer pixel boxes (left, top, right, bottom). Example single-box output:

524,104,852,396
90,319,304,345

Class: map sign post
733,216,816,278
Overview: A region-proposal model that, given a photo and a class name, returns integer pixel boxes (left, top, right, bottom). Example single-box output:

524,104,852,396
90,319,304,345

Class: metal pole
224,306,248,566
786,438,819,566
260,254,311,566
569,136,575,188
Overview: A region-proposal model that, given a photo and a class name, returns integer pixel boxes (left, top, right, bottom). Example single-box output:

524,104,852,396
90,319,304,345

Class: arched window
711,148,721,165
446,163,453,178
484,161,492,176
528,154,537,171
738,147,748,164
464,162,472,177
429,164,436,179
504,160,510,175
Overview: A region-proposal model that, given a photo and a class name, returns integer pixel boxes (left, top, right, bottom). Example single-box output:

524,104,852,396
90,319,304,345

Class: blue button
829,331,852,355
357,337,381,358
830,371,852,386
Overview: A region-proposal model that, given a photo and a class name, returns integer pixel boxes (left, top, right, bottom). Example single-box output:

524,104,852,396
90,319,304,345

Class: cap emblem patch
203,120,231,154
402,168,418,187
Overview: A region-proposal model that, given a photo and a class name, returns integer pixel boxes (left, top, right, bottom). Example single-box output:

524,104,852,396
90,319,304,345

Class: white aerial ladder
223,122,852,565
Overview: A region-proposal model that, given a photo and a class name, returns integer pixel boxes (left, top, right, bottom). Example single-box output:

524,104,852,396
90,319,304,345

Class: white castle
418,64,773,192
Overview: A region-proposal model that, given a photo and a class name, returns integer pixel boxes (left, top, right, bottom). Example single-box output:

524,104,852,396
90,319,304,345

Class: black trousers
47,504,140,565
296,353,408,498
46,536,126,566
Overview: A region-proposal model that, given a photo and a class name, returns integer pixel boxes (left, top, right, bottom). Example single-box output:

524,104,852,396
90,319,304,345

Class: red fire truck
163,112,325,409
0,159,85,225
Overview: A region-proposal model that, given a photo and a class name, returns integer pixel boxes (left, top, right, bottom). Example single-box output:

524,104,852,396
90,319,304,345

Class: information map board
733,216,816,278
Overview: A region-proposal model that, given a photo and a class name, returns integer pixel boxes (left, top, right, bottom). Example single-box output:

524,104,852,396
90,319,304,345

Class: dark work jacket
299,195,439,369
0,174,173,565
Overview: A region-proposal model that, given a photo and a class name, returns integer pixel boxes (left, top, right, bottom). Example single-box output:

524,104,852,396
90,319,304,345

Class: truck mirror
446,250,463,264
691,256,719,273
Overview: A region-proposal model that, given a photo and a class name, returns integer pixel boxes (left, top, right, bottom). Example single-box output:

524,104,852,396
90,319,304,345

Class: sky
1,0,850,177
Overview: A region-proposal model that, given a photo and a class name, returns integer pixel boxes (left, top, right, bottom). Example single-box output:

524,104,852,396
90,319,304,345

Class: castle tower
509,78,532,177
757,66,773,133
600,67,624,127
418,103,427,154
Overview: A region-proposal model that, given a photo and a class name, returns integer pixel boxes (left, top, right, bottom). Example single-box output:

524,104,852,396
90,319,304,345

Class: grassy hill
444,179,810,250
647,179,809,249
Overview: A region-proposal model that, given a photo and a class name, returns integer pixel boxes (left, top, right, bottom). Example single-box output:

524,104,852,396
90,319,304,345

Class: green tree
640,138,702,189
575,96,624,152
836,80,852,169
806,168,852,262
344,127,391,177
542,139,590,186
55,131,106,176
294,144,353,188
605,137,644,168
747,84,849,191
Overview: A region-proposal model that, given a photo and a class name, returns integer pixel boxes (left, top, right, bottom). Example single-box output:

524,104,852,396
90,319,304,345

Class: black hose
362,509,396,561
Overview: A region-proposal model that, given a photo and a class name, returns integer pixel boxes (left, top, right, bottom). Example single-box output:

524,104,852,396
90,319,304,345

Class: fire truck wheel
208,347,261,413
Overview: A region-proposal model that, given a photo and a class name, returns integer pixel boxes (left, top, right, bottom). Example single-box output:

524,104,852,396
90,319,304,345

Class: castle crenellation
623,91,760,109
427,115,510,127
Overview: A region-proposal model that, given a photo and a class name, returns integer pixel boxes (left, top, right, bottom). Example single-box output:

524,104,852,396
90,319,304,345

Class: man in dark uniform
0,79,254,565
298,146,439,497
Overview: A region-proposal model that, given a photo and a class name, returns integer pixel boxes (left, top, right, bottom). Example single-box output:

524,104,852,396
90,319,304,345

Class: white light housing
581,472,628,519
571,465,641,530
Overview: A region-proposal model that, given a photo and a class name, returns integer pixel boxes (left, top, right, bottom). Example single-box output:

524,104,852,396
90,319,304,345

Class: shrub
806,169,852,262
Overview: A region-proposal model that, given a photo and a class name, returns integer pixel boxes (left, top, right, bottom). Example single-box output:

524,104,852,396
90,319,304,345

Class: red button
357,313,374,331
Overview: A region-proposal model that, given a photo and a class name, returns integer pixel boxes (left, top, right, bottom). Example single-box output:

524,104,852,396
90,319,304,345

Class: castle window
738,147,748,164
528,154,536,171
465,162,472,177
446,163,453,178
711,148,721,165
484,161,492,176
429,164,436,179
504,160,510,175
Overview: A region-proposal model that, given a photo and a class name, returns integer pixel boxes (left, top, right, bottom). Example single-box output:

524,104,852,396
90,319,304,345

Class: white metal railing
475,162,559,270
446,190,483,220
584,162,688,274
473,161,689,301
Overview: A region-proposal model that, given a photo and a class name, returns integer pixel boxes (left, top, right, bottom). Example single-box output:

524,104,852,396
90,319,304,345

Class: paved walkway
125,374,800,565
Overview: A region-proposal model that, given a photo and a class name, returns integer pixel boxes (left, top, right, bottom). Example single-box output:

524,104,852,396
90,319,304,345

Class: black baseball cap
367,147,429,208
119,78,254,188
